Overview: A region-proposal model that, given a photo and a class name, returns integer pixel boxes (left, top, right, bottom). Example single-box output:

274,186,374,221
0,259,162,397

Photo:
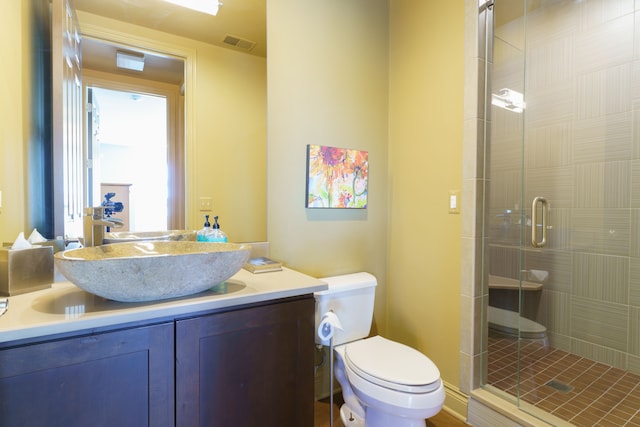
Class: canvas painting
306,144,368,209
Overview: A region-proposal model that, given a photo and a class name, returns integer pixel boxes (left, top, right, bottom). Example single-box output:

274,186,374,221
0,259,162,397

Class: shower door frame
463,0,552,424
479,0,532,409
469,0,640,425
474,1,558,423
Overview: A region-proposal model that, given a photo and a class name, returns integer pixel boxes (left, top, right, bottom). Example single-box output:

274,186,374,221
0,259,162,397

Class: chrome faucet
83,206,124,247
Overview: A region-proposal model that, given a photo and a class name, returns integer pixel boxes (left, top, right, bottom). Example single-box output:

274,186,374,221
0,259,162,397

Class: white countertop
0,267,327,343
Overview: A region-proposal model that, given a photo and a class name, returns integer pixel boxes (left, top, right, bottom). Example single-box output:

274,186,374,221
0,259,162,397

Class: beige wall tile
573,253,629,304
572,209,630,256
571,296,628,352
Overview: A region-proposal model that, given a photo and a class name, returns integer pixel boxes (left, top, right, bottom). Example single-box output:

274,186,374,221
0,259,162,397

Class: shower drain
546,380,573,393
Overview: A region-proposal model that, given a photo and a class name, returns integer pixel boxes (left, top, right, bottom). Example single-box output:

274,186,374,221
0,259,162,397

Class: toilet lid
344,336,441,394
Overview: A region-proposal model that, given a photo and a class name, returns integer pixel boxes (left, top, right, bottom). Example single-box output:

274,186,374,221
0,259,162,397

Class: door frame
83,69,184,229
78,21,196,231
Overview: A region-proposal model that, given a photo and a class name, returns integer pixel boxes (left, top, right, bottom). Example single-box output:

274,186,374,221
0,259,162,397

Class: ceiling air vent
222,34,256,51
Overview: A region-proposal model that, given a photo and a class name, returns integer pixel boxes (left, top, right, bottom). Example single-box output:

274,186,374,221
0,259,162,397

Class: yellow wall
0,1,29,243
266,0,390,334
387,0,464,399
188,41,266,241
267,1,464,407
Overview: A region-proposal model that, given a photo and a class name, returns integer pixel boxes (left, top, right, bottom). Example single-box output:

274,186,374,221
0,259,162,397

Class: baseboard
443,380,469,422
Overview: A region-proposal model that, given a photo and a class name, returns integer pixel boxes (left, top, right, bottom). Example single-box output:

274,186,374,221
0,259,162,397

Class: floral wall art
306,144,368,209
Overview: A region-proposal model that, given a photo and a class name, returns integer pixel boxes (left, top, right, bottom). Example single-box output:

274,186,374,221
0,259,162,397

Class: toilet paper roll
317,311,343,343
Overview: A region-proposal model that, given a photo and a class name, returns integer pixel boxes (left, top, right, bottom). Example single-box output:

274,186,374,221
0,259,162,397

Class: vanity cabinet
176,296,315,426
0,295,315,427
0,322,175,427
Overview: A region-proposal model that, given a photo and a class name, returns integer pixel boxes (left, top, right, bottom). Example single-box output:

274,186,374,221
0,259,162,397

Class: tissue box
0,246,54,296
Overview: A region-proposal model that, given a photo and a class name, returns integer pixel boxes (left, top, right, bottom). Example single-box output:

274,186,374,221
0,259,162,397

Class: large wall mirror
36,0,266,240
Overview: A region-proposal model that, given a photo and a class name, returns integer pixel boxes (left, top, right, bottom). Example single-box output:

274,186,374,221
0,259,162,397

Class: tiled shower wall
488,0,640,374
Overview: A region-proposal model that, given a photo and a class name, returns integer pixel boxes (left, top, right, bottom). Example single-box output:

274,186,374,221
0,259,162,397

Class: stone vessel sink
103,230,196,244
54,241,251,302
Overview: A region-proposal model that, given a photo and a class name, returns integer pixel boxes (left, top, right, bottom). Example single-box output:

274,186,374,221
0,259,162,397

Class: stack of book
243,256,283,274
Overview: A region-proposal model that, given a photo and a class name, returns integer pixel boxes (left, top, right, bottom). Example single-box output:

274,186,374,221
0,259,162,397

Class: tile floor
488,336,640,426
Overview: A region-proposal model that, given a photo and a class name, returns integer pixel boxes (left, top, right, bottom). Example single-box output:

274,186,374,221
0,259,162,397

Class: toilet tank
314,272,377,346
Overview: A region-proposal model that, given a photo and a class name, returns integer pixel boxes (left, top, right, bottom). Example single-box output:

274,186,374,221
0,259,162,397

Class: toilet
488,306,548,345
315,273,445,427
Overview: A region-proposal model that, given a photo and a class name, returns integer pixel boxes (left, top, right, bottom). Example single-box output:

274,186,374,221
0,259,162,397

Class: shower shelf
488,275,543,291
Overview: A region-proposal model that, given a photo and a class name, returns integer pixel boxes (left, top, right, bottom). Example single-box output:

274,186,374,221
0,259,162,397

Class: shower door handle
531,196,548,248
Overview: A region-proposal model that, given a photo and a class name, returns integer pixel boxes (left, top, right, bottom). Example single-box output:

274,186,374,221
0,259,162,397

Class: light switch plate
448,190,460,214
199,196,212,211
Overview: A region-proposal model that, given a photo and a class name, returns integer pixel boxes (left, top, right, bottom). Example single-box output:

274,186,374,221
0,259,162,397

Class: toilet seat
344,336,441,393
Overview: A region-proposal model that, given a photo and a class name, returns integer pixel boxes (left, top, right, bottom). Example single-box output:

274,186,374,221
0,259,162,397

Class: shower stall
473,0,640,425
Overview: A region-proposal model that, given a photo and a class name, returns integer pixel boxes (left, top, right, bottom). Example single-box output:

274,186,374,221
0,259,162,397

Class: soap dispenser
210,216,228,242
196,215,213,242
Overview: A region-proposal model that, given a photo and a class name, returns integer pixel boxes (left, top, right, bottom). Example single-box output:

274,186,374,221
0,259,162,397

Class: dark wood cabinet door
176,297,315,427
0,322,174,427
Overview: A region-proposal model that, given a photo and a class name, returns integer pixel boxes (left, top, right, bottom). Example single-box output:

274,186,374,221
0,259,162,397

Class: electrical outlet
199,196,212,211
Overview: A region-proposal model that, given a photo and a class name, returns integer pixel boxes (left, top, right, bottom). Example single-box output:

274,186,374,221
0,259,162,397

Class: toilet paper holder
317,311,343,344
317,310,343,427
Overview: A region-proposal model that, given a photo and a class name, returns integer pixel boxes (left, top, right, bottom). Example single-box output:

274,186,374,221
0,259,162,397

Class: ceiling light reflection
492,88,526,113
164,0,220,16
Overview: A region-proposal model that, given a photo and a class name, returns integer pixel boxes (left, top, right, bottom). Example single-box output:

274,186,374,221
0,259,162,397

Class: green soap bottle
196,215,214,242
210,216,228,242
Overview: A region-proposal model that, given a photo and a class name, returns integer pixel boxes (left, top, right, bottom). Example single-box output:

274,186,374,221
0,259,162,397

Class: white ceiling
74,0,266,85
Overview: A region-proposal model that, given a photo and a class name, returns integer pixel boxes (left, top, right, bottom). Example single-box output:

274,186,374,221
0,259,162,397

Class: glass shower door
484,0,529,407
486,0,640,425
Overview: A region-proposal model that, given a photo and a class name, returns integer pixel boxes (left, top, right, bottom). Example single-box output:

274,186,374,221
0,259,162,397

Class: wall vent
222,34,256,51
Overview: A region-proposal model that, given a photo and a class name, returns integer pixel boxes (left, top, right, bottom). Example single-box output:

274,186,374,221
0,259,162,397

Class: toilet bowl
488,306,548,344
315,273,445,427
334,336,445,427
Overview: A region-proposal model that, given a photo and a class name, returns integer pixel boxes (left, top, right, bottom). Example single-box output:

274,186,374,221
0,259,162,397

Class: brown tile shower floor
488,336,640,426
